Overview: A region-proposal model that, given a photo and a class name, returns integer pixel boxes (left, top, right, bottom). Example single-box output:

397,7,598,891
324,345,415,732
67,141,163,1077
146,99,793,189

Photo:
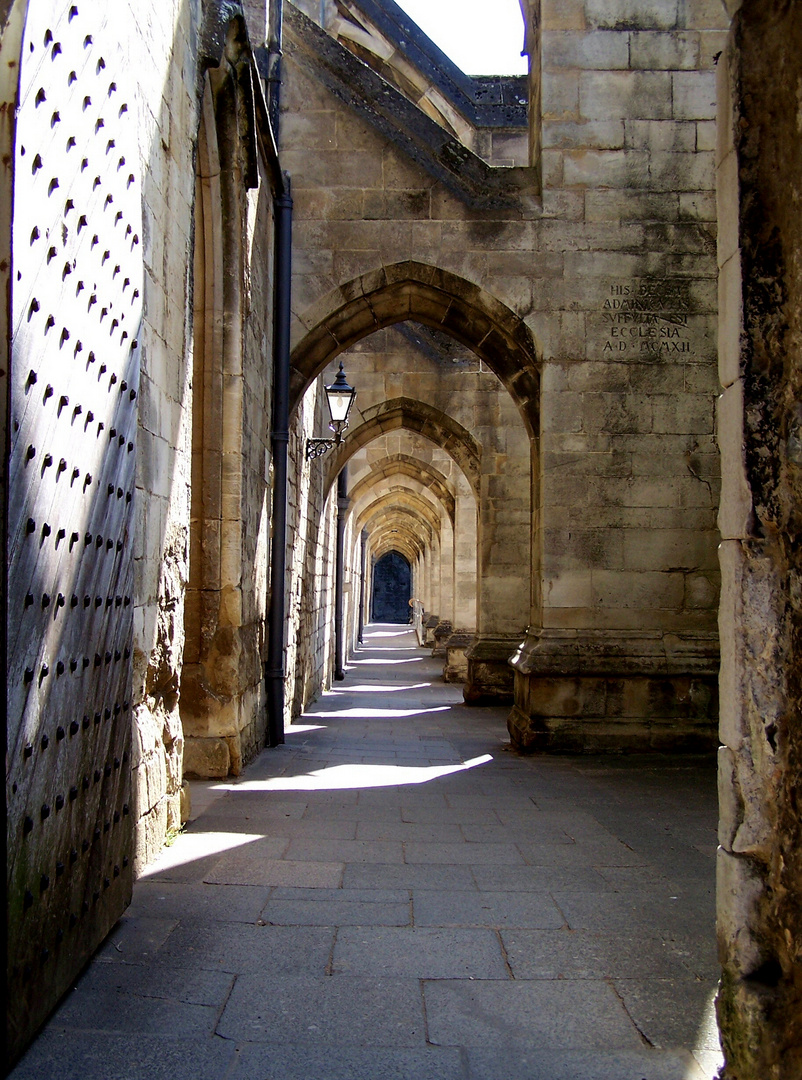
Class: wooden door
5,0,143,1061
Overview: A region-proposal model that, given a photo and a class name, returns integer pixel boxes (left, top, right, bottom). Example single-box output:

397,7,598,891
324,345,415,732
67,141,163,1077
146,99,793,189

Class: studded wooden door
372,551,412,623
5,0,143,1061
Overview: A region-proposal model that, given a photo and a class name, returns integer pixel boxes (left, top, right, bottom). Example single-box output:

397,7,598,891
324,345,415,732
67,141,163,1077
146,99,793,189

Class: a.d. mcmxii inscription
602,280,691,355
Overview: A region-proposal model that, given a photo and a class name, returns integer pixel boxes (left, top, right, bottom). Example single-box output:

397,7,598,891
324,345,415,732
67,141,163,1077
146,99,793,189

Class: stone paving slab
355,819,465,841
217,975,426,1045
302,803,403,822
412,888,564,928
9,1035,236,1080
516,839,648,868
424,978,645,1049
128,881,272,923
399,805,502,823
92,914,178,962
469,863,610,893
281,838,406,863
458,822,576,844
156,922,335,976
67,958,235,1008
611,978,721,1051
189,794,307,819
404,841,526,865
464,1046,709,1080
332,925,509,978
41,989,219,1038
342,862,479,890
229,1043,466,1080
205,857,344,888
215,816,358,840
551,890,712,932
263,897,411,926
269,886,410,903
500,928,698,980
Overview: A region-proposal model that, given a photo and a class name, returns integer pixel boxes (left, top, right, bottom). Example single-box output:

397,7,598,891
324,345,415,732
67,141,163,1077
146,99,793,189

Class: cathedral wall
286,381,338,721
180,53,277,784
129,3,278,863
281,0,726,748
125,0,201,871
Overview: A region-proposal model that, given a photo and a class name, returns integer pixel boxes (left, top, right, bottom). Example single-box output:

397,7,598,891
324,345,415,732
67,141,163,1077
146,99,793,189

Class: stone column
444,487,477,683
715,4,802,1076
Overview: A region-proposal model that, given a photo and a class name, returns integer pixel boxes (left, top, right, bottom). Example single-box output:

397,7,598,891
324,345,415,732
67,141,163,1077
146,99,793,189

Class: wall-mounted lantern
306,362,357,460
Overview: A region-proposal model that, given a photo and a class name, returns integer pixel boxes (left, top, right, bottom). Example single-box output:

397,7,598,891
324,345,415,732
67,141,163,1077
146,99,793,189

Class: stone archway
292,265,539,701
289,260,541,437
325,397,481,497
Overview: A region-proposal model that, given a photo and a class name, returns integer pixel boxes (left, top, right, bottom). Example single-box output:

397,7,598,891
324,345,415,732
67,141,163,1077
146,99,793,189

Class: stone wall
280,0,725,749
128,0,201,872
180,21,276,782
715,1,802,1075
285,380,338,721
123,1,278,865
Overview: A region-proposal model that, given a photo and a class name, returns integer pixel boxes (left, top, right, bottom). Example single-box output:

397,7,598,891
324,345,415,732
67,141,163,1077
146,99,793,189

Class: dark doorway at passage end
372,551,412,623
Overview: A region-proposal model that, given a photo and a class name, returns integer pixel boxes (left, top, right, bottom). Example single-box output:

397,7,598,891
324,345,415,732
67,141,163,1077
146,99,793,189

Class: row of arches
290,262,541,700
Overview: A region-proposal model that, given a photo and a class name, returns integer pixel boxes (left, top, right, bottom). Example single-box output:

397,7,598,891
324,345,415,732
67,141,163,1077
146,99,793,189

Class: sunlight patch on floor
350,656,424,666
138,832,265,878
327,682,432,694
218,754,494,792
309,705,451,719
690,988,724,1079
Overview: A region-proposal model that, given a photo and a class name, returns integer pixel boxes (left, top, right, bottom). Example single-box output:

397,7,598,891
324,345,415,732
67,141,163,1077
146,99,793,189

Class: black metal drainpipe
358,527,368,644
334,466,349,681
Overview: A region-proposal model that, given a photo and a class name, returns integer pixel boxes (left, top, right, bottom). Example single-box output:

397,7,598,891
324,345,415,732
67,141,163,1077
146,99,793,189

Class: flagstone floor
11,625,723,1080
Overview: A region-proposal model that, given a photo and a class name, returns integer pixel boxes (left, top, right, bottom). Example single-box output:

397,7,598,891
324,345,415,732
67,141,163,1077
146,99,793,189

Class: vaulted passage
4,0,800,1074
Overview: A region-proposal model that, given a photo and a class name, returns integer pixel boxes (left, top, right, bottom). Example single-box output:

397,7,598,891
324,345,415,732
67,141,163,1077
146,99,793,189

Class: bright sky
394,0,528,76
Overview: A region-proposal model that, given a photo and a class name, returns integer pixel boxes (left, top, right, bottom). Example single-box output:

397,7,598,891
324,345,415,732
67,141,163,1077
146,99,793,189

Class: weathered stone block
630,31,700,69
716,381,753,540
716,847,764,977
183,736,231,779
716,149,740,267
717,251,742,388
542,0,586,30
579,71,673,121
543,30,630,69
672,71,717,120
585,0,680,31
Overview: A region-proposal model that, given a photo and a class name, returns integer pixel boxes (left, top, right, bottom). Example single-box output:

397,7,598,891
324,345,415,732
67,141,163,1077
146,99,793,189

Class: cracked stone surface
10,627,722,1080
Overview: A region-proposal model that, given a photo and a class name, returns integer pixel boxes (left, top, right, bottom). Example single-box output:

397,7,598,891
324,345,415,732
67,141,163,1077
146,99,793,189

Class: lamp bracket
306,437,335,461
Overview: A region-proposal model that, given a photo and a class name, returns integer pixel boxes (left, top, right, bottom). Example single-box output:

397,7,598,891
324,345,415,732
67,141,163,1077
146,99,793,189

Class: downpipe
334,466,349,681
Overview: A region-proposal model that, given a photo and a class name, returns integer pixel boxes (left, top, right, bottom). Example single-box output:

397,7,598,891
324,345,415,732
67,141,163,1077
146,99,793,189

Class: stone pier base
508,629,719,753
432,619,452,659
443,629,473,683
463,635,518,703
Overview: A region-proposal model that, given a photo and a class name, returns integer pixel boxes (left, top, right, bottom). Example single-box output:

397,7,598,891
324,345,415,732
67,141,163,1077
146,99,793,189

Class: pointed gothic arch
289,261,541,436
325,396,481,496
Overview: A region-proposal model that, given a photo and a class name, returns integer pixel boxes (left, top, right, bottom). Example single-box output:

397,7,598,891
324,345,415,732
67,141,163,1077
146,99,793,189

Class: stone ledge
464,634,521,704
507,703,719,753
509,627,720,678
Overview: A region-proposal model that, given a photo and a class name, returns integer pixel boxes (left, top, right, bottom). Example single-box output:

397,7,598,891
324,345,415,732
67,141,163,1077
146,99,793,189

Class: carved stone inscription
602,280,691,355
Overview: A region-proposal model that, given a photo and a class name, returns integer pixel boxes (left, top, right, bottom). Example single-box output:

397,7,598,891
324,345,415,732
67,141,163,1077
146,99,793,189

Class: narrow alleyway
12,627,722,1080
